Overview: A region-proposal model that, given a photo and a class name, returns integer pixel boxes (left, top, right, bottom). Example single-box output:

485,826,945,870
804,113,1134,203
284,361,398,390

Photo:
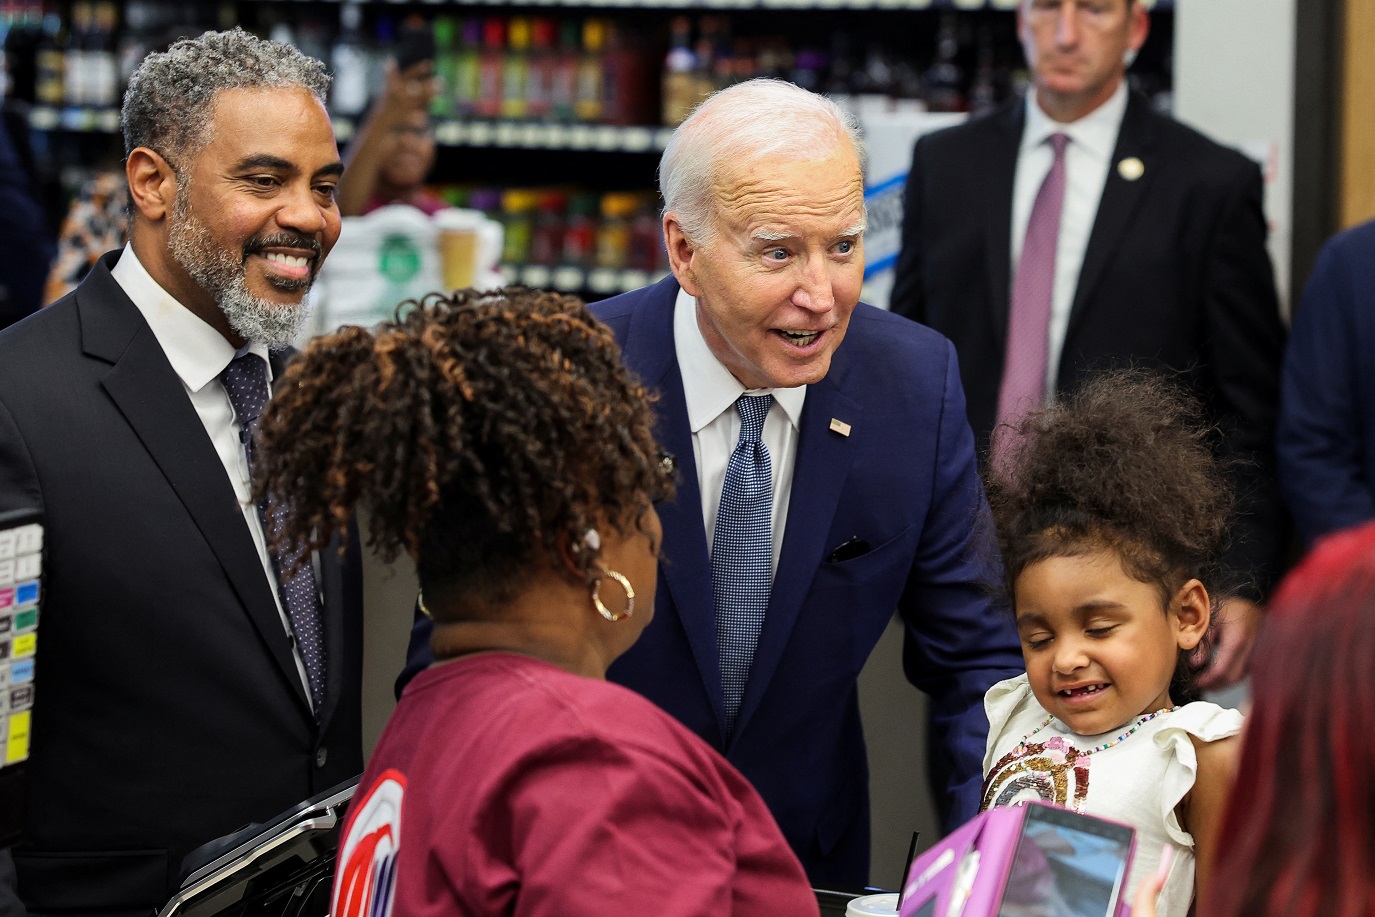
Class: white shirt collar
111,243,273,391
672,285,806,434
1022,80,1129,161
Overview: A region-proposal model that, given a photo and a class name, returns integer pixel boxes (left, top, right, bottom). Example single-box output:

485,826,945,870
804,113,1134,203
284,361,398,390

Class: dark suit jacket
891,91,1288,598
403,276,1024,885
0,252,364,914
1277,219,1375,545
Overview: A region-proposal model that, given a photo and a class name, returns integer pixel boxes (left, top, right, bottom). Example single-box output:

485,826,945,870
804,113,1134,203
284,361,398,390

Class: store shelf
434,120,671,151
26,107,672,154
28,106,121,134
500,264,671,295
245,0,1170,8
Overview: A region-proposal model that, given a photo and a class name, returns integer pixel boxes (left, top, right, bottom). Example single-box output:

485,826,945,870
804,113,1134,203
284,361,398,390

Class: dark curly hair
252,288,673,613
986,370,1234,703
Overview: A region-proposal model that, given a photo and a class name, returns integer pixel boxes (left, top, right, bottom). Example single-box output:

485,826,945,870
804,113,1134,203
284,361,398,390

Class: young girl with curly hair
980,371,1242,917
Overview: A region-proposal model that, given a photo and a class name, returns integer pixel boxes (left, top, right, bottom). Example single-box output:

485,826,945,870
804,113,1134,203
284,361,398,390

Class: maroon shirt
334,653,819,917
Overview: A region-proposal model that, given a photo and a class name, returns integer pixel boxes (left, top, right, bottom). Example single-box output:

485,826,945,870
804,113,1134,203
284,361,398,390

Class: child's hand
1130,845,1172,917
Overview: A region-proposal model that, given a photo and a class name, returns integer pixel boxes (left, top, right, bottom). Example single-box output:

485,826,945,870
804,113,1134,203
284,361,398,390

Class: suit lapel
80,256,313,718
1064,91,1160,347
733,352,862,742
986,100,1025,348
620,281,726,733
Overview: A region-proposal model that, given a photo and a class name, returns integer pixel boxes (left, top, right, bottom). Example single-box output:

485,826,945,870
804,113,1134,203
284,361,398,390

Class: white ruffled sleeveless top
981,674,1243,917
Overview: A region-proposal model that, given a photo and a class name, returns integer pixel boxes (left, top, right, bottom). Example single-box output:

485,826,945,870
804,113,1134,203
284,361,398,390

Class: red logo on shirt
333,770,405,917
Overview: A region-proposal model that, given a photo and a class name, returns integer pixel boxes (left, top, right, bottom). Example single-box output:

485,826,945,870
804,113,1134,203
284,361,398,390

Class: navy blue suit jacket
1277,220,1375,544
404,276,1023,884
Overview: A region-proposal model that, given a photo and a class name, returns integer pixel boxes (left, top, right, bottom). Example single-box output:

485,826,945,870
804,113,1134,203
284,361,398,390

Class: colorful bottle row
443,186,666,275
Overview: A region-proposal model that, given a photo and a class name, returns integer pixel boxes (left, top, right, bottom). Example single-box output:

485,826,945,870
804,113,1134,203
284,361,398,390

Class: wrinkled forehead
708,145,865,229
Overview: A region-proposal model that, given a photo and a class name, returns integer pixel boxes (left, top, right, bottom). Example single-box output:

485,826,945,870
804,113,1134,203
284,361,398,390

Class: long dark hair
1204,521,1375,917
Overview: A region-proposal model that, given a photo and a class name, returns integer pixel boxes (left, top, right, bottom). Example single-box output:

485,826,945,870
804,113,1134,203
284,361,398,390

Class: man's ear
663,212,701,297
1173,578,1211,651
126,147,178,222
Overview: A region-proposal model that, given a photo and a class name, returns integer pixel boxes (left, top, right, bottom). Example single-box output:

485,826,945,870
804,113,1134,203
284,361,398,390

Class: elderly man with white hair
404,78,1023,886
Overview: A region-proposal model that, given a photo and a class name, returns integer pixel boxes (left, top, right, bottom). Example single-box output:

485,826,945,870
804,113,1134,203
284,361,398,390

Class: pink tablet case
897,802,1137,917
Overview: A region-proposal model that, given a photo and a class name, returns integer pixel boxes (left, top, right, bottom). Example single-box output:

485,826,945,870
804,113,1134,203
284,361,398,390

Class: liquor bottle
529,190,567,267
526,18,554,121
33,1,66,108
431,16,458,121
595,192,636,270
561,192,598,269
500,17,529,120
330,2,370,118
661,16,695,127
922,13,966,113
967,25,998,117
549,19,579,123
474,17,504,120
3,1,43,105
453,19,481,119
86,1,118,109
574,18,604,123
65,1,93,107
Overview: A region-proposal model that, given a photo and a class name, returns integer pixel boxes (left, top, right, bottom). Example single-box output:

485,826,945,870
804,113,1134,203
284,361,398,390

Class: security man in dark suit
891,0,1286,688
0,29,362,915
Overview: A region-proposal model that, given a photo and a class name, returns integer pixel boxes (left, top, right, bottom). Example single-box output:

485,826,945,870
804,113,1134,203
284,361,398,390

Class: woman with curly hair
979,370,1242,917
252,288,818,917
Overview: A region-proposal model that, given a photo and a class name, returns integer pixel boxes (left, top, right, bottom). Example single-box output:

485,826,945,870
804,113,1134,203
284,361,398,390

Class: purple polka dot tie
712,394,773,737
995,132,1069,468
221,352,327,722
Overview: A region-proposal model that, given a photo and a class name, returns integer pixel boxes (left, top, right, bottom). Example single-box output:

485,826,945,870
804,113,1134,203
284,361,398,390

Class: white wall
1174,0,1298,310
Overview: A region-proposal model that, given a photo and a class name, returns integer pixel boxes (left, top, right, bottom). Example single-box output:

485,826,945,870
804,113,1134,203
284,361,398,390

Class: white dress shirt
111,243,316,707
673,286,805,576
1011,81,1129,396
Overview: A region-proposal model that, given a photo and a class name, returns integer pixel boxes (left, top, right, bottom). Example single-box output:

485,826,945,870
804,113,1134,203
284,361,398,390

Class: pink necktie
994,132,1068,467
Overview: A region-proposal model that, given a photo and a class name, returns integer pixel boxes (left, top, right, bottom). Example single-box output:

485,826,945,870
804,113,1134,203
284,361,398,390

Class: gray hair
659,78,866,245
122,28,331,169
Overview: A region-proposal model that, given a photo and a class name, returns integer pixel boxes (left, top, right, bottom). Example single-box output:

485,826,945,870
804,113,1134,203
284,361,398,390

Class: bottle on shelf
628,197,663,274
922,13,967,113
526,18,555,121
967,24,998,118
330,2,370,119
87,1,118,109
475,17,504,121
62,0,89,107
3,1,43,106
574,18,604,124
453,18,481,120
529,189,567,268
595,191,637,271
430,16,457,121
500,188,538,266
561,192,599,270
33,1,66,108
115,0,162,94
601,20,656,127
549,19,579,124
500,17,529,121
661,16,696,128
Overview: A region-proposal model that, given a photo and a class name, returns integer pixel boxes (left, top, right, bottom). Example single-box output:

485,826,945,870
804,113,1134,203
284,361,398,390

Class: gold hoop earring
418,591,433,618
591,569,635,622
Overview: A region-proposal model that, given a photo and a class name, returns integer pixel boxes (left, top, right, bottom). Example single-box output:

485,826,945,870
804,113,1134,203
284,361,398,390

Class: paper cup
846,892,899,916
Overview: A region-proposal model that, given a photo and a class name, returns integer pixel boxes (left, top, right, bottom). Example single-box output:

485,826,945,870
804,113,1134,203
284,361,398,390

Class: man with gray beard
0,29,363,916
